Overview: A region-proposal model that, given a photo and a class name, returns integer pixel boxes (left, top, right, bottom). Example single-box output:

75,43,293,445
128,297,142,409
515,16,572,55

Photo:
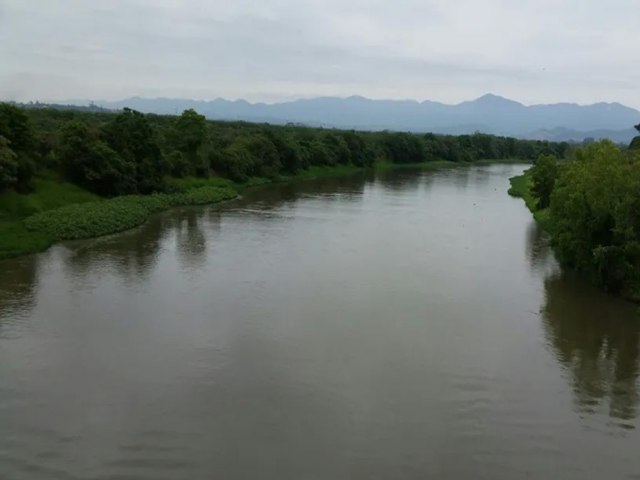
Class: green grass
0,219,52,259
0,178,101,259
0,178,99,218
508,170,551,230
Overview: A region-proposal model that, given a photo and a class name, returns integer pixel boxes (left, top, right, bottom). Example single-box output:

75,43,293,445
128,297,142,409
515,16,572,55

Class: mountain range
66,94,640,143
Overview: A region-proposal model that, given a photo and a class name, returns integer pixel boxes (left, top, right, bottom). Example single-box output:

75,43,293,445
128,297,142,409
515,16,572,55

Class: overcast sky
1,0,638,107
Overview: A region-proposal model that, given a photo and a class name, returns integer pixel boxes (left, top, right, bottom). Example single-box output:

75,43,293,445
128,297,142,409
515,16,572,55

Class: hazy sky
1,0,638,107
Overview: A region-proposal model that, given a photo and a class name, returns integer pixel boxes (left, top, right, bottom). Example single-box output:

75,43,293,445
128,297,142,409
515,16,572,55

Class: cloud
0,0,638,108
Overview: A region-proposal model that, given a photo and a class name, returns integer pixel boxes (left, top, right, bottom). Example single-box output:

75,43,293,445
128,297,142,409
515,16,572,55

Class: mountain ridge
49,94,640,143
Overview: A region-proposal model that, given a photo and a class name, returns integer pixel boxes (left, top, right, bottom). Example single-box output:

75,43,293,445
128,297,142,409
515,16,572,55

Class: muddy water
1,165,638,479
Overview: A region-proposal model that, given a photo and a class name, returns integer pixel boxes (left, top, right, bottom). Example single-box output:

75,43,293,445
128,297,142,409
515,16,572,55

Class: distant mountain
526,127,638,144
67,94,640,142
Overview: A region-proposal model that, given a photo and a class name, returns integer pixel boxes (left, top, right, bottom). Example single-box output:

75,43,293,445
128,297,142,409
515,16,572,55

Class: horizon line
13,93,639,111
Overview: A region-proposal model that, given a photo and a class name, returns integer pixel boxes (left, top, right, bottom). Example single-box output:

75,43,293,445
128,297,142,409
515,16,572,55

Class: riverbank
507,169,551,230
0,160,531,260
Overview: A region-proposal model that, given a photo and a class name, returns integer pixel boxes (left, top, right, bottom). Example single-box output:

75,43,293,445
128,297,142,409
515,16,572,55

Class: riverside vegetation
1,103,570,259
509,124,640,301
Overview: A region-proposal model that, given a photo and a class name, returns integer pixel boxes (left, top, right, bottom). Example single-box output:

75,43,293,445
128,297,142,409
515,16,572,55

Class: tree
0,103,36,191
531,154,559,209
0,136,19,191
170,109,208,176
58,120,135,196
0,104,34,152
322,133,351,165
102,108,166,193
550,141,640,295
242,134,281,178
343,131,375,167
383,132,425,164
307,139,331,166
630,124,640,150
263,129,302,174
215,138,255,183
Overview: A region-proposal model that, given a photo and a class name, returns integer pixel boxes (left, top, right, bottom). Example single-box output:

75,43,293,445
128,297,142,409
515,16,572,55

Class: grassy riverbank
508,170,551,230
0,178,236,259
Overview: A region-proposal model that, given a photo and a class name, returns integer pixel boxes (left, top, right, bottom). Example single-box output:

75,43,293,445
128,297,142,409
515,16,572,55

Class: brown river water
0,164,638,479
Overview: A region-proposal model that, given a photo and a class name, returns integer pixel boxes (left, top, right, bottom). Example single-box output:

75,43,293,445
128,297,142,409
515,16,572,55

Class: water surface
1,165,639,479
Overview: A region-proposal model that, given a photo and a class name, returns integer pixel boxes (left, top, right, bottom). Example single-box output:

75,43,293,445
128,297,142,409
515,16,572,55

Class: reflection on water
242,172,373,206
541,271,640,426
0,256,40,333
175,209,214,269
374,169,424,192
64,216,167,282
524,214,640,427
525,221,555,273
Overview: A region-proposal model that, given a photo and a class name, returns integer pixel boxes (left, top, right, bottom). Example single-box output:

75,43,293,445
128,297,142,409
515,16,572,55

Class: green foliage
2,104,570,197
263,130,302,173
173,109,207,154
0,136,19,191
58,120,135,196
0,103,34,152
0,177,99,258
549,141,640,297
515,140,640,300
24,186,236,241
530,154,559,209
0,103,36,191
169,109,208,176
383,132,426,164
103,108,166,193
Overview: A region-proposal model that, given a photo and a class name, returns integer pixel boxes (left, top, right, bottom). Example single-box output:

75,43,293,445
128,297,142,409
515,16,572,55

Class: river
1,164,639,479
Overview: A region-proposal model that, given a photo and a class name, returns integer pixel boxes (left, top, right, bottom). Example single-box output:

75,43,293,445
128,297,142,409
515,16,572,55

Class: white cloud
0,0,638,107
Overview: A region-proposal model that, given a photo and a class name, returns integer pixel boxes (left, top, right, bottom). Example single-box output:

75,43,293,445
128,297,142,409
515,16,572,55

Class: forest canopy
0,104,570,196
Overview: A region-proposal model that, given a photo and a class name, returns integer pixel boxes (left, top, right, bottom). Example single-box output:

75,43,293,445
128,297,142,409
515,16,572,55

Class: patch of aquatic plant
24,186,237,241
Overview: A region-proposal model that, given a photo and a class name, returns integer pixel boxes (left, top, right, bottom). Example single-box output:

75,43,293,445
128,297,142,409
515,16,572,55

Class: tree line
528,129,640,300
1,103,571,197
